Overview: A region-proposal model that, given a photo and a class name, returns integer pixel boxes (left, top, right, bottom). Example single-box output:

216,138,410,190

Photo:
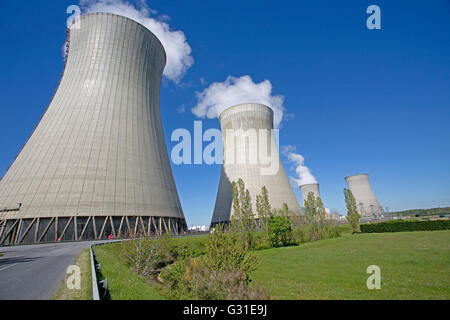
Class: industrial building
0,13,187,245
211,103,302,226
345,174,384,221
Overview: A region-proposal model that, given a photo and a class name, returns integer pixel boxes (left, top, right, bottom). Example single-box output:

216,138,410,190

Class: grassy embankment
93,229,450,300
53,248,93,300
92,235,208,300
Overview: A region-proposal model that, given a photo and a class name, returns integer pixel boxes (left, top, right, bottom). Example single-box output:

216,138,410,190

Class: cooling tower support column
345,174,384,221
210,103,302,227
0,13,187,245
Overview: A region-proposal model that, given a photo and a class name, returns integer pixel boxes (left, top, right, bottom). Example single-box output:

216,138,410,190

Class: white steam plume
282,145,318,187
79,0,193,83
191,75,285,128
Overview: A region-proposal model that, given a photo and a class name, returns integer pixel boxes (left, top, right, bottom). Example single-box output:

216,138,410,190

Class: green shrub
360,219,450,233
120,236,174,277
203,228,258,283
161,259,269,300
325,220,341,239
293,227,307,243
160,227,267,300
268,216,295,247
252,236,271,250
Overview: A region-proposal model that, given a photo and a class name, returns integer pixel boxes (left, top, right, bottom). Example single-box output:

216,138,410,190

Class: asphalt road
0,240,106,300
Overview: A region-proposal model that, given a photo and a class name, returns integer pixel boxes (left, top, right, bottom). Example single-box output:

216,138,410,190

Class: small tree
256,186,272,237
268,216,295,247
344,188,361,233
304,192,321,240
231,179,256,249
316,196,327,239
121,231,174,277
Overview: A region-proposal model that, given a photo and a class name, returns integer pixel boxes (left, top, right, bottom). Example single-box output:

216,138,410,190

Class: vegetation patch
94,242,165,300
252,230,450,299
53,248,92,300
361,219,450,233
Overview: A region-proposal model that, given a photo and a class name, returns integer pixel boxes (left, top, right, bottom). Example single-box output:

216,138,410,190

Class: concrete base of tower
0,216,187,246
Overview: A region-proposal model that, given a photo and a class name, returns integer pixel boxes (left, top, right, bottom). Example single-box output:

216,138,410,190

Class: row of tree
228,178,362,249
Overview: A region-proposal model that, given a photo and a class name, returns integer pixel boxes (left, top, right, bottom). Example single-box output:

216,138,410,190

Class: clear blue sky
0,0,449,225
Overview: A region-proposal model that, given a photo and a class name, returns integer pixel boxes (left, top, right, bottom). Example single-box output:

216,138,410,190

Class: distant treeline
388,207,450,217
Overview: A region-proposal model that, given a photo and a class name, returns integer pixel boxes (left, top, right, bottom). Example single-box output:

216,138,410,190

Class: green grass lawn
94,242,165,300
253,230,450,299
93,229,450,300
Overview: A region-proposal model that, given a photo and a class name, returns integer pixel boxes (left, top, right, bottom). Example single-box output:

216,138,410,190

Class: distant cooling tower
0,13,187,245
211,103,302,226
345,174,384,220
300,183,321,206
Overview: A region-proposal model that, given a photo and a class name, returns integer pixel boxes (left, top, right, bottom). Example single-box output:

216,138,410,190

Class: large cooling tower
0,13,186,245
345,174,384,220
211,103,302,226
300,183,321,206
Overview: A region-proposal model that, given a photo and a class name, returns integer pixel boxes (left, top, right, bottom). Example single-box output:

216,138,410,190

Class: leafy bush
160,226,268,300
121,235,174,277
161,259,269,300
268,216,295,247
325,220,341,239
360,219,450,233
203,227,258,282
251,235,271,250
293,227,307,243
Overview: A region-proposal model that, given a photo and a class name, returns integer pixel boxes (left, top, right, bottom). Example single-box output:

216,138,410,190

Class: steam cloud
282,146,318,187
79,0,193,83
191,75,286,128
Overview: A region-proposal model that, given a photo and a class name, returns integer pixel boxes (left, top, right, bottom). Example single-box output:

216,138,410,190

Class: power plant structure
210,103,302,227
345,174,384,221
300,183,321,206
0,13,187,246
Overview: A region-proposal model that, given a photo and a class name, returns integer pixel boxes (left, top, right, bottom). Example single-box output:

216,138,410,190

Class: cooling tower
300,183,321,206
345,174,384,220
211,103,302,226
0,13,186,245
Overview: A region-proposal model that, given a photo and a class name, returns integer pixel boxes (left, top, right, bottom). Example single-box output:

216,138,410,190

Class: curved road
0,241,105,300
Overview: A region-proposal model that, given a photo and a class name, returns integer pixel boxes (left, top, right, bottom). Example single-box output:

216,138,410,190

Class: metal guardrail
90,245,100,300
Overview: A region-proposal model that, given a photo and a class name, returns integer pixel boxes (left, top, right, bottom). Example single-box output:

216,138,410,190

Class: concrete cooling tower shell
345,174,384,220
211,103,302,226
0,13,186,245
300,183,321,206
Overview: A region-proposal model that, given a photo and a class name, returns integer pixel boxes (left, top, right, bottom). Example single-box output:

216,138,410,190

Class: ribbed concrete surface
211,103,302,224
300,183,321,206
345,174,384,219
0,13,185,221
